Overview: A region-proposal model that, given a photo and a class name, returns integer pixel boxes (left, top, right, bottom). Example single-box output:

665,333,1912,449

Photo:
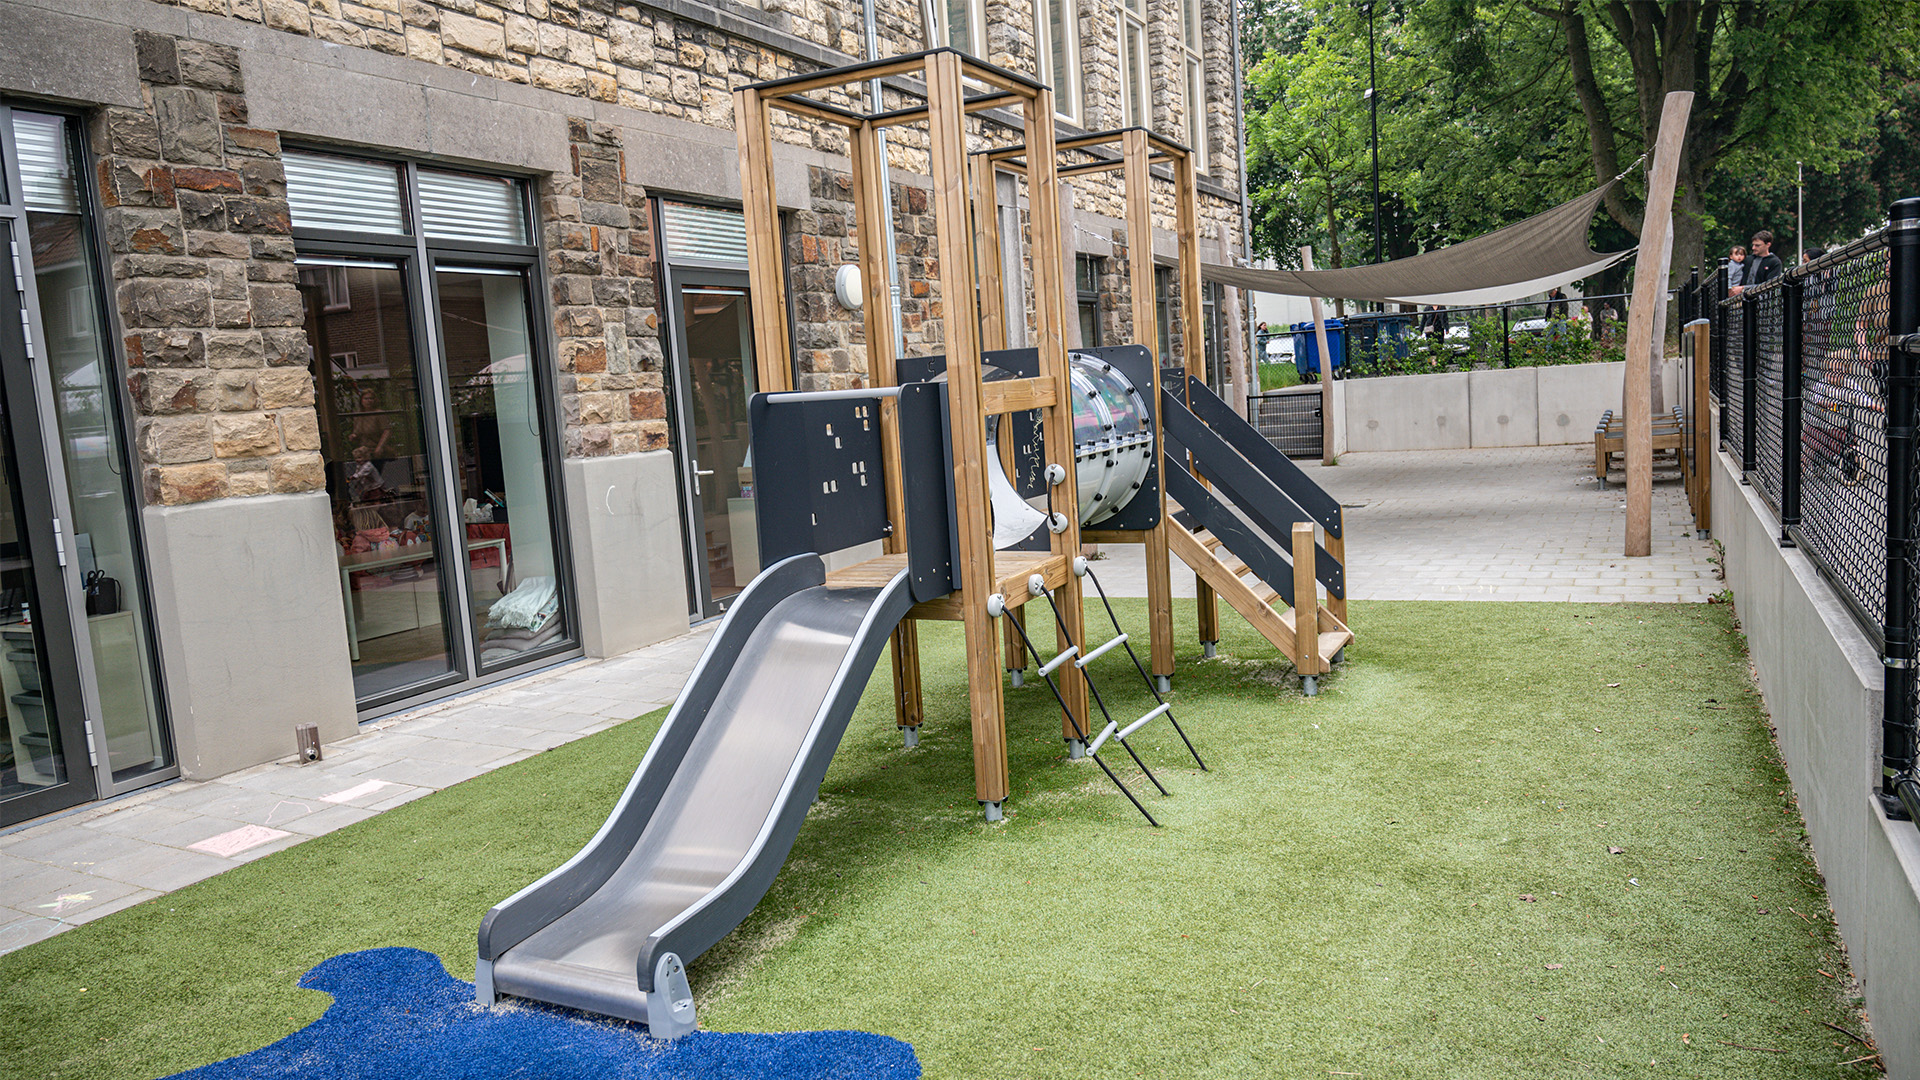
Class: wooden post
854,117,923,731
733,87,791,393
1300,246,1336,466
1122,130,1177,685
927,53,1020,806
1291,521,1319,676
1174,145,1218,648
1624,91,1694,557
1691,320,1712,531
1025,85,1091,746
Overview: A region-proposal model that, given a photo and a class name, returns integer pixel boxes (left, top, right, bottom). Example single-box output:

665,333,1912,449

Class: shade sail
1205,182,1635,306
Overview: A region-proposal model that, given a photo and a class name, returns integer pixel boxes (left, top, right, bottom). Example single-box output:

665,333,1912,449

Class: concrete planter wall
1343,360,1659,452
1713,446,1920,1076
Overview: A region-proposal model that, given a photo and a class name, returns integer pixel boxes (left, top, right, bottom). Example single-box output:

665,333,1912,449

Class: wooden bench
1594,407,1686,485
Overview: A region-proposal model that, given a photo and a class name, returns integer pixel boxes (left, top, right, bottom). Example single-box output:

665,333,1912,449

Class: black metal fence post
1742,295,1759,477
1712,258,1728,405
1780,275,1804,544
1882,198,1920,819
1502,305,1511,368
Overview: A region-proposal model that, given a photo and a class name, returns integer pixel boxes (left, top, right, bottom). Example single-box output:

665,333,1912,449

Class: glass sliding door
668,277,757,618
0,217,97,824
299,259,459,699
432,267,568,670
0,105,176,822
285,149,575,714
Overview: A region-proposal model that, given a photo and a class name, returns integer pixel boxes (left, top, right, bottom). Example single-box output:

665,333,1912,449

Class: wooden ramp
1168,517,1350,676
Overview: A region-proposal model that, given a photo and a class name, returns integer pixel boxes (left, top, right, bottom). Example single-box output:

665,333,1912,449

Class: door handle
695,468,715,476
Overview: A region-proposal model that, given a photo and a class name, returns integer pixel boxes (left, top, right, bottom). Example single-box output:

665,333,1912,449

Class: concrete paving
0,445,1716,956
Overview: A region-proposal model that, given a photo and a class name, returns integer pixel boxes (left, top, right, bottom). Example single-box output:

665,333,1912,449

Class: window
1077,255,1103,347
942,0,985,57
1036,0,1080,123
1119,0,1148,128
286,150,574,711
1180,0,1207,165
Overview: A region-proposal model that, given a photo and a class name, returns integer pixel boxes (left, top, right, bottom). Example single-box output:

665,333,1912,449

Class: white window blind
283,151,407,235
418,168,528,245
660,202,748,266
13,112,78,214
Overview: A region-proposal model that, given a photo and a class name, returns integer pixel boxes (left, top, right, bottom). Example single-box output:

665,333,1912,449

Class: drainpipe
864,0,905,362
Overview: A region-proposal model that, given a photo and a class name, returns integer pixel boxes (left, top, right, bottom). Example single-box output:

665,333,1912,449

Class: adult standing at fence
1732,232,1783,297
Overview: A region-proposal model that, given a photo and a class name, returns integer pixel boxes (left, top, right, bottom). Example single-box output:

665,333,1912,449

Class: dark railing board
1180,374,1342,537
1163,464,1300,610
1161,400,1346,599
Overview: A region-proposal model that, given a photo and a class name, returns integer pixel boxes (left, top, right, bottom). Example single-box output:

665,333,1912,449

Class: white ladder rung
1117,702,1172,742
1038,645,1079,677
1084,720,1120,756
1074,633,1129,668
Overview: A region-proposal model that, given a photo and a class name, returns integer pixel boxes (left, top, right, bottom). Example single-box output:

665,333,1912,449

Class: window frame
1036,0,1081,124
1076,254,1104,348
1180,0,1207,169
285,147,579,718
1119,0,1149,129
940,0,987,58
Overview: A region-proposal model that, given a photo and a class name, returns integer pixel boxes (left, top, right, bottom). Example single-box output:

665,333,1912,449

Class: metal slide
474,553,916,1037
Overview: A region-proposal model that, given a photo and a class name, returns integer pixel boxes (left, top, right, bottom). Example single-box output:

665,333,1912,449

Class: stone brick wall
98,31,322,506
548,117,670,457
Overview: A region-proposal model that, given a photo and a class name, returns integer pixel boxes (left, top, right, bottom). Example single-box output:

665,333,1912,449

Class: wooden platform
1167,521,1349,675
826,551,1070,621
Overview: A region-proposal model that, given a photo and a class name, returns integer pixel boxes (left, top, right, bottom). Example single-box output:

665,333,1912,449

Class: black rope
1037,583,1169,796
1002,605,1159,826
1082,564,1208,772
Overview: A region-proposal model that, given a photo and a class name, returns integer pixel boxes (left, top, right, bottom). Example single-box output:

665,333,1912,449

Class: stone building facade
0,0,1246,824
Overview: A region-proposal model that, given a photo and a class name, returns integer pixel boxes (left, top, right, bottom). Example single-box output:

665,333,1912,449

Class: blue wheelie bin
1290,318,1346,381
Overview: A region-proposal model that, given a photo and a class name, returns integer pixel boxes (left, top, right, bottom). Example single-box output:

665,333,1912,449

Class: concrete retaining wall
1342,360,1693,452
1713,446,1920,1077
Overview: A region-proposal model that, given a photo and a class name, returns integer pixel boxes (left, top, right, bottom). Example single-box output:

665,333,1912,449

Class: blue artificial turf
165,948,920,1080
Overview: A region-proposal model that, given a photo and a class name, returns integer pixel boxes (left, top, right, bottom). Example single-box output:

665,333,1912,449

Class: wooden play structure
732,47,1353,813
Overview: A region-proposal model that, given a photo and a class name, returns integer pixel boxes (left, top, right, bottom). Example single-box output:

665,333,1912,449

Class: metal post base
981,800,1004,822
1008,668,1024,688
1155,675,1171,694
474,958,495,1006
1065,737,1086,760
1302,674,1319,696
1201,641,1217,659
901,725,919,749
1332,648,1345,665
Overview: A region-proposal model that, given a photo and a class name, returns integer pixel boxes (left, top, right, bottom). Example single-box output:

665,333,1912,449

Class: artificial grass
0,600,1871,1079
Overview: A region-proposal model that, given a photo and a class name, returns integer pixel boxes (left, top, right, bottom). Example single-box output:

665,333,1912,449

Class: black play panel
897,382,959,602
749,393,891,567
1074,344,1160,532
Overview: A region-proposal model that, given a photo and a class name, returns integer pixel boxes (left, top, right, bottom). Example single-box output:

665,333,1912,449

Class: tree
1246,1,1920,286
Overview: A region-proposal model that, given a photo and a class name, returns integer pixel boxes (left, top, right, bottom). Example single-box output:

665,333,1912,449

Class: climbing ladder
1161,373,1353,692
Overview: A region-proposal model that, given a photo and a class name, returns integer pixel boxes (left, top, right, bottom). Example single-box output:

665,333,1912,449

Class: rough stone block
279,409,321,451
261,0,315,34
208,260,249,302
223,127,282,158
211,413,281,458
225,196,292,235
152,87,222,166
138,415,214,464
105,208,185,256
215,371,257,411
103,108,161,158
120,278,211,328
442,11,507,57
261,328,308,367
127,329,205,369
172,167,242,194
226,464,273,497
120,255,206,279
239,160,286,198
269,452,326,493
185,229,250,259
135,370,209,414
248,284,304,327
212,299,254,329
147,461,229,505
175,40,243,93
255,369,314,409
175,190,227,233
134,30,180,86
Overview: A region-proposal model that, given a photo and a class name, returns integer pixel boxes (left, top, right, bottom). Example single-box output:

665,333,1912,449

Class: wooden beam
1169,142,1217,648
981,376,1057,413
1058,159,1127,179
750,56,929,100
973,151,1009,353
769,94,863,128
1324,508,1348,629
871,106,932,130
1692,320,1712,531
734,86,792,393
1118,129,1174,683
1624,91,1693,557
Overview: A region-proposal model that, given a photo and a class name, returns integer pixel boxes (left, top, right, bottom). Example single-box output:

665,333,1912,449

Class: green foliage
1257,360,1303,391
1248,1,1920,276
